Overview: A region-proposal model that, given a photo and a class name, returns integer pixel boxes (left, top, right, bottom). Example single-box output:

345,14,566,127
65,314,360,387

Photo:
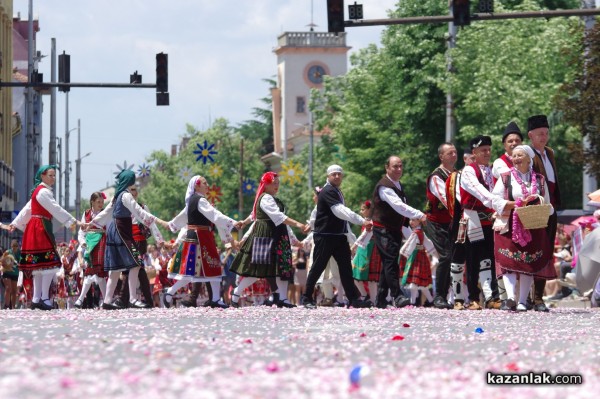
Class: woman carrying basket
491,145,554,311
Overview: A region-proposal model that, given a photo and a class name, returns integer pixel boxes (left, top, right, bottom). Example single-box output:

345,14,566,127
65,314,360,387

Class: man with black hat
459,136,514,310
492,121,523,180
528,114,560,312
301,165,373,309
423,143,457,309
370,155,425,309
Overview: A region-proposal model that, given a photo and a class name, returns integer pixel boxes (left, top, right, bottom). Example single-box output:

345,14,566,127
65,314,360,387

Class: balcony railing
277,32,347,48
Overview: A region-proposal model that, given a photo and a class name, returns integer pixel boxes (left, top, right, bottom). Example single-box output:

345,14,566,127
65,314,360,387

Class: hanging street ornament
242,178,257,195
137,163,151,178
280,160,303,185
206,183,223,205
113,161,135,176
179,166,193,181
208,163,223,179
193,140,218,164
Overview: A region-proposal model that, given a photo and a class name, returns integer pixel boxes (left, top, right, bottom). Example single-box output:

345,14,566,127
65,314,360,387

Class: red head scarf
252,172,278,219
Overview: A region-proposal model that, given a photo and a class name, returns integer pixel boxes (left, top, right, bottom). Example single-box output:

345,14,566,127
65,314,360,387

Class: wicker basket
514,195,552,230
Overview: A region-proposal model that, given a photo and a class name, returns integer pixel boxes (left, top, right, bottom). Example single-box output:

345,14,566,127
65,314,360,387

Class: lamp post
75,152,91,222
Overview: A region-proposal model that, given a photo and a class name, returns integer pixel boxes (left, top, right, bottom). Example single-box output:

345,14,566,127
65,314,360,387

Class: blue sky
13,0,397,202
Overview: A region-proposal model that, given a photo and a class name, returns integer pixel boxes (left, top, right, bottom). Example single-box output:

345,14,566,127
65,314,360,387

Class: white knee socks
479,259,494,301
276,277,288,301
104,271,121,304
77,276,93,303
32,274,43,303
165,279,189,304
128,266,141,303
209,281,220,302
41,274,54,305
355,281,367,297
368,282,378,301
502,273,517,301
519,274,534,305
450,263,465,301
232,277,257,303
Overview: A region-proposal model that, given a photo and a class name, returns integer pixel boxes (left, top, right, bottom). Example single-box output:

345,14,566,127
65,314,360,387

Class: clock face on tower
304,63,329,86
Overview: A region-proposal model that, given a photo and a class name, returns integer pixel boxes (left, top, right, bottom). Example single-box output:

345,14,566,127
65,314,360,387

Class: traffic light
58,51,70,92
453,0,471,26
327,0,345,34
156,53,169,106
348,2,363,20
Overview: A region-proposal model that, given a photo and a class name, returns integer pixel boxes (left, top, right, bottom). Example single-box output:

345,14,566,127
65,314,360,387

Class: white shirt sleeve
259,194,287,226
399,232,418,258
77,214,87,246
142,204,164,244
460,165,507,212
198,197,236,242
308,206,317,230
287,226,299,246
428,175,448,208
36,187,76,228
331,204,365,225
354,229,373,249
492,157,510,180
11,200,32,231
121,192,156,226
379,186,424,220
90,201,114,227
168,208,188,232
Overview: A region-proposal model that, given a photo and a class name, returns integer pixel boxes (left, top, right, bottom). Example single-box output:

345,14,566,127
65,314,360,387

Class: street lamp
75,151,91,222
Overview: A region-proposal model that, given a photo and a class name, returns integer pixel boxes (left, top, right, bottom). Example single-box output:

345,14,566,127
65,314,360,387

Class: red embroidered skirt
20,216,61,276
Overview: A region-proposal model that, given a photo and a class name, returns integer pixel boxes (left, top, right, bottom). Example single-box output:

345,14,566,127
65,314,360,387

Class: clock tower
265,31,350,168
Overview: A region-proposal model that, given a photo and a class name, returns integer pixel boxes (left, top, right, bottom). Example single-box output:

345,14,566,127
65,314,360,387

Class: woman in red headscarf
229,172,308,308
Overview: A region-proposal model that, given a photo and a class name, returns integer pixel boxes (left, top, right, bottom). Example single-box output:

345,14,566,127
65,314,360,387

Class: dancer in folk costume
164,175,240,309
74,191,108,308
399,219,436,306
8,165,83,310
491,145,554,311
445,148,475,309
230,172,307,308
115,185,164,308
89,170,170,309
492,122,523,181
351,200,381,302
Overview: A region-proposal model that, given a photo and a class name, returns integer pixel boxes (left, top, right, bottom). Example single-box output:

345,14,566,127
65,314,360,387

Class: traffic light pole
344,8,600,28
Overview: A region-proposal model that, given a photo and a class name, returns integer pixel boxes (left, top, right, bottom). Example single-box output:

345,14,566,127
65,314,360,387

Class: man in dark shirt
302,165,373,309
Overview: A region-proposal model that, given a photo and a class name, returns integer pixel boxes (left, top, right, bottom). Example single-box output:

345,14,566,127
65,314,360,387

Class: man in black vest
302,165,373,309
371,156,426,309
423,143,457,309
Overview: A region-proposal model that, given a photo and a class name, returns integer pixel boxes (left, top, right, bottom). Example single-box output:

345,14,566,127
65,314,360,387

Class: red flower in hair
101,192,107,199
364,200,371,208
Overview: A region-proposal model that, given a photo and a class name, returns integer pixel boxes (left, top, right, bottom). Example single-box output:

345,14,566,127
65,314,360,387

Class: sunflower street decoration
242,178,257,195
207,163,223,180
206,183,223,205
113,161,135,176
280,160,303,185
179,166,193,181
137,163,151,178
193,140,218,165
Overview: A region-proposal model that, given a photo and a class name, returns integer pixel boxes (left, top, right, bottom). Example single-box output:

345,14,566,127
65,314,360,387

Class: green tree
555,23,600,188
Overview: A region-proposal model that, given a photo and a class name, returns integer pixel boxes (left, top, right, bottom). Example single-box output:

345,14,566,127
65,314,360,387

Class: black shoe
526,297,534,310
30,301,41,310
302,296,317,309
500,299,516,311
277,299,297,308
179,298,197,308
394,295,411,308
38,300,54,311
432,296,452,310
203,300,229,309
423,300,434,308
533,301,549,312
348,298,372,308
264,293,280,307
113,298,128,309
102,302,123,310
163,293,173,309
129,300,149,309
74,301,83,309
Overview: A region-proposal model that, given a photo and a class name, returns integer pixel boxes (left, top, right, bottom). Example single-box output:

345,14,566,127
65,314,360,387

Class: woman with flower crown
491,145,554,312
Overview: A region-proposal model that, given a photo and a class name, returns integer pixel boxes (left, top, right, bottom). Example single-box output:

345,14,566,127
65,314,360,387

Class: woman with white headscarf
491,145,554,311
164,175,241,308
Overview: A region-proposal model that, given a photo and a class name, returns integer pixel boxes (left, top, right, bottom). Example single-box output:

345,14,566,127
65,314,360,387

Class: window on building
296,96,306,114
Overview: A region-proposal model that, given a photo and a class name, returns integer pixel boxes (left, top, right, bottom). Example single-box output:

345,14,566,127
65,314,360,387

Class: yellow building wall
0,0,13,165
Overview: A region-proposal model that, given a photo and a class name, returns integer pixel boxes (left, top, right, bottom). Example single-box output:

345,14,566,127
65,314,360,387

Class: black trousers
117,267,153,306
423,220,452,299
304,235,359,302
373,226,403,303
465,225,498,302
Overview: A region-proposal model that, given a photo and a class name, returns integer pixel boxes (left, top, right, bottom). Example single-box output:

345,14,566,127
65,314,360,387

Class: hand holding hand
232,240,241,251
363,219,373,231
302,224,311,234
